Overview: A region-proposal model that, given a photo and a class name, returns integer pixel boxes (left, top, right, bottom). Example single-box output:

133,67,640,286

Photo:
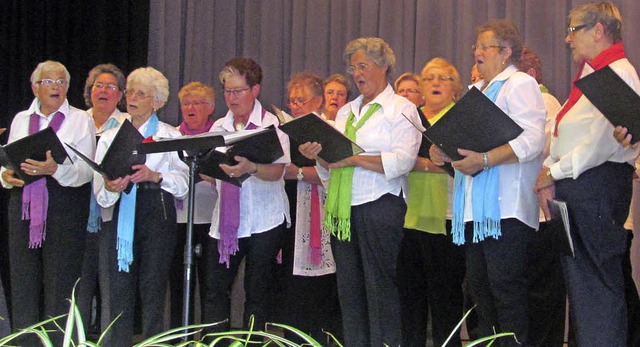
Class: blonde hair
420,57,464,100
178,81,215,103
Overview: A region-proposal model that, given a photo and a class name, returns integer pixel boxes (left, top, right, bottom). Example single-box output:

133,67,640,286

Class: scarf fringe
29,221,46,248
218,237,239,269
324,213,351,241
472,218,502,243
117,237,133,272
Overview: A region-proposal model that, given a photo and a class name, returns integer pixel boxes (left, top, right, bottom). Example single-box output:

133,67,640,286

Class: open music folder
424,87,523,162
196,126,284,186
574,65,640,141
547,199,574,257
0,127,69,184
279,113,364,163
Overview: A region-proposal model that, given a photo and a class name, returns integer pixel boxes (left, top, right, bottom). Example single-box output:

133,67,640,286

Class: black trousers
526,221,566,347
77,231,101,333
397,223,466,347
98,188,177,346
169,222,212,328
465,218,534,347
8,180,90,346
332,193,406,347
202,220,284,333
556,162,633,347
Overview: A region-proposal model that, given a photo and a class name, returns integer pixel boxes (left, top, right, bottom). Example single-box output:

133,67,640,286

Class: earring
502,61,506,65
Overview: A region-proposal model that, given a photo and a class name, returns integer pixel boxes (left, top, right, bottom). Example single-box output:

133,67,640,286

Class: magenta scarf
218,108,266,267
22,111,65,248
178,117,215,136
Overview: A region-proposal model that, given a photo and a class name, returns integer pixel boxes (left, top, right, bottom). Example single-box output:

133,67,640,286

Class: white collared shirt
316,84,422,206
544,58,640,179
466,66,546,230
93,118,189,208
1,98,96,188
87,108,130,136
209,100,291,239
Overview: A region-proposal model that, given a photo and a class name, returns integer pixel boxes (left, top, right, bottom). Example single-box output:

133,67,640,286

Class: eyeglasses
124,89,151,98
288,97,314,108
325,90,346,98
567,24,588,34
223,88,250,97
181,100,211,107
36,79,67,86
422,75,454,83
347,63,370,75
93,82,118,91
397,88,421,94
471,44,505,52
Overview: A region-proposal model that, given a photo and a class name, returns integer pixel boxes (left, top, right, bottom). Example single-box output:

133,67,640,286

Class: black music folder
136,127,272,155
424,87,523,161
66,119,145,181
196,126,284,186
574,65,640,141
279,113,364,163
0,127,69,184
547,199,574,257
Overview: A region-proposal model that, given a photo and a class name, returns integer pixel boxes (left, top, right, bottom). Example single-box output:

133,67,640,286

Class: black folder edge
423,87,523,162
197,149,250,187
574,65,640,141
278,113,364,163
0,127,71,183
401,112,456,177
65,143,107,177
547,199,574,258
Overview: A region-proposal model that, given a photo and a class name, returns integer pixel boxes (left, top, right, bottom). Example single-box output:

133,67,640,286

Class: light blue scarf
87,117,121,233
452,80,506,245
116,114,158,272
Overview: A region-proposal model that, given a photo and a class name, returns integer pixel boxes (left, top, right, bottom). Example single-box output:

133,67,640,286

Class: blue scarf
452,80,506,245
87,116,121,233
116,114,159,272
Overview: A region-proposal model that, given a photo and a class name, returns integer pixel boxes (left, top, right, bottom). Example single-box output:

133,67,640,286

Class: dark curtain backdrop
148,0,640,126
0,0,149,317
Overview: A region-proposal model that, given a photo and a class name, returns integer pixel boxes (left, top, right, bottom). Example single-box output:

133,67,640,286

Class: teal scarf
452,81,505,245
117,114,159,272
324,103,381,241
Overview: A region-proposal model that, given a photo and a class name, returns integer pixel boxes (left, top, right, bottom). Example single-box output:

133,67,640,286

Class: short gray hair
127,67,170,109
569,1,622,43
343,37,396,78
83,63,126,108
30,60,70,89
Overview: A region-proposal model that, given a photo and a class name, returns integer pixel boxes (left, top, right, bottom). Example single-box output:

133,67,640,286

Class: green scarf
324,103,381,241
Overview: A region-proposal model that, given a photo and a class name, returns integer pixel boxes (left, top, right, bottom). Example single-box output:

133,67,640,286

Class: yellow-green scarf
324,103,381,241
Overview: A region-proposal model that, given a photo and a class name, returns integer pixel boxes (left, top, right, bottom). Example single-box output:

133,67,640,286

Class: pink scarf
22,111,65,248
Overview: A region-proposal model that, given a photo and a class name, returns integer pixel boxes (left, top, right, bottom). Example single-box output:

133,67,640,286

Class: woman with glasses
202,57,290,335
275,71,341,343
169,81,217,329
397,58,466,347
535,2,640,345
394,72,425,108
76,63,129,334
430,19,545,345
299,37,422,347
94,67,189,345
322,74,351,123
1,60,96,346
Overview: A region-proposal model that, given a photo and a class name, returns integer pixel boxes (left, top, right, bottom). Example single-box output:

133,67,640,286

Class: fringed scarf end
117,238,133,273
325,214,350,241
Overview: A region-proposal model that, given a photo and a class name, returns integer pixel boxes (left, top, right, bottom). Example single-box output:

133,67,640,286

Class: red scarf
554,42,626,136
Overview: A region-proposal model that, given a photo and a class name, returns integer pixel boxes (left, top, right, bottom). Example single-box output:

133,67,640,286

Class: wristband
482,152,490,170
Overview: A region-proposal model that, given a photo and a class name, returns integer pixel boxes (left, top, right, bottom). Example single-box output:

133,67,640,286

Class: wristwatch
157,172,163,184
297,167,304,181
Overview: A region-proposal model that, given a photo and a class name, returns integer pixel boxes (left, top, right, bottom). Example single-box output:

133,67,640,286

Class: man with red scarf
535,2,640,345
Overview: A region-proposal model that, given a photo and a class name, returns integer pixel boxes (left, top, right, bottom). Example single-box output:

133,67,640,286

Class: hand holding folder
0,127,70,184
67,119,145,193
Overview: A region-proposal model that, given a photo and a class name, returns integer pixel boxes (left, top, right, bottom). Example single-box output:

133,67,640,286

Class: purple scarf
22,111,65,248
218,108,266,267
